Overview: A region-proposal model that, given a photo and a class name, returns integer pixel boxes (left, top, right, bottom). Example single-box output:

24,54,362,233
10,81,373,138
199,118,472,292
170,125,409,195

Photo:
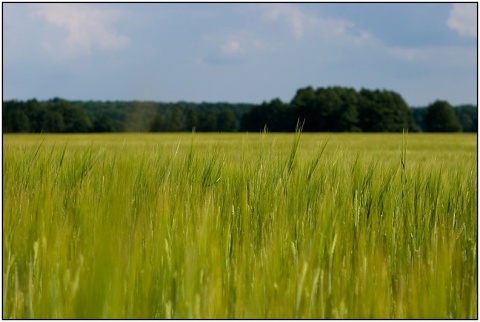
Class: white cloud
202,29,270,65
447,3,477,38
386,47,424,62
263,4,308,39
200,4,376,67
386,45,476,69
262,4,374,45
33,4,129,57
222,40,241,54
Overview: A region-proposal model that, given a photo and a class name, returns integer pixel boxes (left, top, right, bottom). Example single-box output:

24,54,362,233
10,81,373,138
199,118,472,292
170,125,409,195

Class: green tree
217,109,239,132
198,110,217,132
334,87,361,132
454,105,477,132
411,107,428,132
46,111,65,132
7,108,31,132
289,87,361,132
241,105,265,132
265,98,296,131
150,114,167,132
316,87,361,132
185,107,198,132
3,100,25,132
93,114,115,132
290,87,319,131
169,106,185,132
24,99,42,132
424,100,462,132
33,108,65,133
241,98,295,132
358,89,419,132
50,99,92,133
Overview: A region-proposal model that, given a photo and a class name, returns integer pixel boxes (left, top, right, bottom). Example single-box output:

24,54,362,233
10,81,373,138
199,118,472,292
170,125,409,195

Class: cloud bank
447,3,477,38
262,3,374,45
33,4,129,57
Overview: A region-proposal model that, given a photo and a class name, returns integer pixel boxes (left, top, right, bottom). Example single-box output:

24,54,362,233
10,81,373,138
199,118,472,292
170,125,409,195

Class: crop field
3,132,477,318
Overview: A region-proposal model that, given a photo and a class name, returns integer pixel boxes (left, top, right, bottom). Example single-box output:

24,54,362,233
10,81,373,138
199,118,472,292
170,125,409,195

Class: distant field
3,133,477,318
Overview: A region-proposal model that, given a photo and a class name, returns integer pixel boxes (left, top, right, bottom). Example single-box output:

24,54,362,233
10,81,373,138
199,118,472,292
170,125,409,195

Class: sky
3,2,478,107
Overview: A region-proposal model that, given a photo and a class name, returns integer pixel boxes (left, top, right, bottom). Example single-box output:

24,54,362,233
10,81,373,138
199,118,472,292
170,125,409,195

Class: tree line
2,99,249,133
3,86,476,133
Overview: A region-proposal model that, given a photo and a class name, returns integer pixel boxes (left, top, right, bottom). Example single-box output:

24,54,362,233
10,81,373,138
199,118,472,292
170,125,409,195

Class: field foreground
3,133,477,318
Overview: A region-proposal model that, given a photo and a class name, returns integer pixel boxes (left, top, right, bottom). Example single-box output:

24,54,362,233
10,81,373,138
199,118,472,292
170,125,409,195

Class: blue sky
3,3,477,106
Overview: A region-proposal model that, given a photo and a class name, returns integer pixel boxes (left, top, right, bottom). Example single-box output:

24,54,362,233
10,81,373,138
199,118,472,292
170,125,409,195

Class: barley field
3,132,477,318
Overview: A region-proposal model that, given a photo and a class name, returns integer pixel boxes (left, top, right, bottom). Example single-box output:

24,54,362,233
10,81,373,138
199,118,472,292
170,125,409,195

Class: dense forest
3,86,477,133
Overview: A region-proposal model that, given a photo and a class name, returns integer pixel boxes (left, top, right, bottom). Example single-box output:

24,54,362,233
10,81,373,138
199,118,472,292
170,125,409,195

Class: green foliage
242,86,420,132
92,114,115,133
3,133,477,319
217,109,239,132
358,89,419,132
424,100,462,132
411,107,428,131
198,110,218,132
412,104,477,133
7,108,31,132
242,98,296,132
168,106,186,132
59,104,92,133
454,105,477,132
3,90,475,133
291,87,362,132
2,99,92,133
185,107,198,132
3,99,254,133
150,114,167,132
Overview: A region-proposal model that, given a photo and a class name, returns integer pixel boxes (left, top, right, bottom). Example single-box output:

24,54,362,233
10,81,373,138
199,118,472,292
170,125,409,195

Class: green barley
3,133,477,318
